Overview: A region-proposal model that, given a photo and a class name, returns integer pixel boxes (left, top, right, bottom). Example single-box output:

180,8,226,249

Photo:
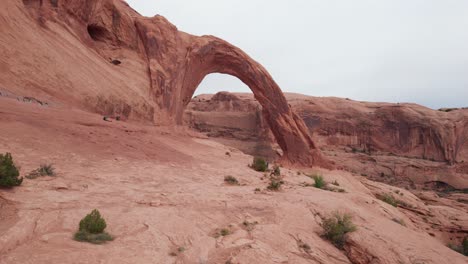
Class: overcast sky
126,0,468,109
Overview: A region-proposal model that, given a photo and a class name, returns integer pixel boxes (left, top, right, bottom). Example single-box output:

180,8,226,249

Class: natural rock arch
23,0,330,167
135,20,329,165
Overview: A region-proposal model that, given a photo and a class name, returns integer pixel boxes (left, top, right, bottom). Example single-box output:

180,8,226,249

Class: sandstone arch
135,17,329,166
21,0,330,167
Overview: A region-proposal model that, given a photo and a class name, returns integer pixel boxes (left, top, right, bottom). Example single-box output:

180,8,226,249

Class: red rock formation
185,92,468,189
4,0,329,167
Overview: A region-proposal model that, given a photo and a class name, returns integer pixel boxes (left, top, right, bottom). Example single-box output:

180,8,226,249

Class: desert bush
79,209,107,233
312,174,326,189
322,212,357,249
267,178,283,191
26,164,56,179
378,193,398,207
38,164,55,176
332,180,340,186
251,157,267,172
74,209,112,244
0,153,22,188
224,175,239,185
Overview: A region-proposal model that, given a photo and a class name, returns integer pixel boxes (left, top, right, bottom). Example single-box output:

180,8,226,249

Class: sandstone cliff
185,92,468,189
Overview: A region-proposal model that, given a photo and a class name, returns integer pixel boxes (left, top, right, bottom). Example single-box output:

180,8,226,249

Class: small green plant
322,212,357,249
0,153,22,188
26,164,56,179
312,175,326,189
74,209,113,244
224,175,239,185
38,164,55,176
251,157,268,172
267,178,283,191
378,193,398,207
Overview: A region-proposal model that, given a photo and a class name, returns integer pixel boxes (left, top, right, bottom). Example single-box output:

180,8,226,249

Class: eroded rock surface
0,0,327,166
185,92,468,189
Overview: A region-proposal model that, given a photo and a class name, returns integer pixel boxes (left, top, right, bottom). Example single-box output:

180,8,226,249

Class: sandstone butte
0,1,467,264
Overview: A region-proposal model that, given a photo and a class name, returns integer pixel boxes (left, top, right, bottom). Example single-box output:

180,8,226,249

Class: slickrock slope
0,96,467,264
185,92,468,190
0,0,327,166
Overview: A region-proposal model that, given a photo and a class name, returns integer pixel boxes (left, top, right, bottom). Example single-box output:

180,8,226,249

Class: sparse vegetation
302,174,346,193
378,193,398,207
0,153,22,188
26,164,56,179
267,178,284,191
448,237,468,256
251,157,268,172
312,174,326,189
74,209,113,244
254,188,261,192
322,212,357,249
224,175,239,185
377,193,413,208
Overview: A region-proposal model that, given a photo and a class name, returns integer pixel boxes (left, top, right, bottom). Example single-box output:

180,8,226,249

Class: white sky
126,0,468,109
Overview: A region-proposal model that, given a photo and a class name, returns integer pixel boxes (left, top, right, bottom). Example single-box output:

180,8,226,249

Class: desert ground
1,94,467,264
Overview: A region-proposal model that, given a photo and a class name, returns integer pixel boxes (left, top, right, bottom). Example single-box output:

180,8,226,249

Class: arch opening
185,73,278,160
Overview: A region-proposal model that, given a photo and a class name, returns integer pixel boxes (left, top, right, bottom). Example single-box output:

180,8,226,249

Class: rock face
0,0,327,166
185,93,468,189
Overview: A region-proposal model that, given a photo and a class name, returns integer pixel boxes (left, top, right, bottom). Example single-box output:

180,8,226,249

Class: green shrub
322,212,357,249
0,153,22,188
267,178,283,191
251,157,267,172
26,164,56,179
79,209,107,234
38,164,55,176
75,209,112,244
224,175,239,185
378,193,398,207
312,175,326,189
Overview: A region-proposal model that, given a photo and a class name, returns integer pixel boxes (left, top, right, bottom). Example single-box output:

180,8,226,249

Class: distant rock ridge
186,92,468,189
